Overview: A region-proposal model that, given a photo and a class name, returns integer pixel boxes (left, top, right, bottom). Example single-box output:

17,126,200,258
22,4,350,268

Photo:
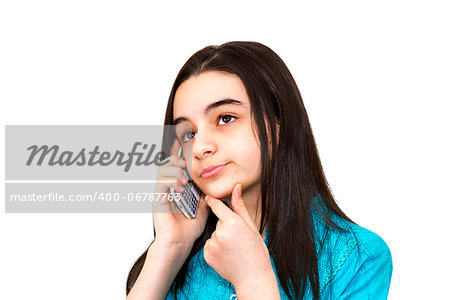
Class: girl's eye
218,115,236,125
181,131,196,143
179,115,236,143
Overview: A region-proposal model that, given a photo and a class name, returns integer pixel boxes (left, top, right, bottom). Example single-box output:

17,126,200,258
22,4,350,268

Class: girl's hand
204,183,277,293
152,139,210,250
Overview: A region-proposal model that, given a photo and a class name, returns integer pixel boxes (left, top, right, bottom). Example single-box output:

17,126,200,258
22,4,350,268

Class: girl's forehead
173,71,250,116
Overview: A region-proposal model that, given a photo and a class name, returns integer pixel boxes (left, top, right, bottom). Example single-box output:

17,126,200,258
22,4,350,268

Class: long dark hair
126,41,356,299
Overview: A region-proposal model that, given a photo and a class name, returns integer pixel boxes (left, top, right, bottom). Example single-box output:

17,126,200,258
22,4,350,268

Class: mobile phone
170,147,201,219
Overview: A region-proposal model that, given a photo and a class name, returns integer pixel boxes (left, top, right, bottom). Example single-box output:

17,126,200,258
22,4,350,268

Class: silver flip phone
170,147,201,219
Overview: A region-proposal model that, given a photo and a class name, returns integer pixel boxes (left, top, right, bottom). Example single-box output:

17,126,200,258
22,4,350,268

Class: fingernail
238,184,242,197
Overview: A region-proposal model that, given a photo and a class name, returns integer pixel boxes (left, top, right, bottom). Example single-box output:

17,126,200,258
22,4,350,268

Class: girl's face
173,71,261,201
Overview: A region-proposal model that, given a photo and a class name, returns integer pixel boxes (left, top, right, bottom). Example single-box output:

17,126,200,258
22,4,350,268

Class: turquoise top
166,196,393,299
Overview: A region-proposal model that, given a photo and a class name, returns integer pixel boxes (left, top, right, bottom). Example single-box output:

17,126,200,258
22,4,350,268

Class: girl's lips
200,164,227,179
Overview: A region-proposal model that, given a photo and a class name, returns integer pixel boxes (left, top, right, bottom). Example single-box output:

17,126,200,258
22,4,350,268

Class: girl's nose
192,131,216,160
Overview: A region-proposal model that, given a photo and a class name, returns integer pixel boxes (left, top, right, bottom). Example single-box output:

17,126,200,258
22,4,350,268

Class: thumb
231,183,258,232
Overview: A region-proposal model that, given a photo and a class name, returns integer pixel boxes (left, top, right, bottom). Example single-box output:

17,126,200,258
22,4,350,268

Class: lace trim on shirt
319,238,359,292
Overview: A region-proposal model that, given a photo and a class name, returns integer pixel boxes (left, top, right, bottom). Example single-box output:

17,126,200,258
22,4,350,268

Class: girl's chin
202,191,232,201
200,185,234,200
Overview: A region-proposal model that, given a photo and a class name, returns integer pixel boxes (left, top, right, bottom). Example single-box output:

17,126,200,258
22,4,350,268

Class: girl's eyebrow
173,98,245,125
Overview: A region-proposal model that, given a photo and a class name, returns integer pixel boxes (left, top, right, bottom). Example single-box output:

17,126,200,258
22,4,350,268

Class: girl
125,41,393,299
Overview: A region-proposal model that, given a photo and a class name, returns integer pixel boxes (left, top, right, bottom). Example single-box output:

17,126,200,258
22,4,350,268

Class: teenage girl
125,41,393,300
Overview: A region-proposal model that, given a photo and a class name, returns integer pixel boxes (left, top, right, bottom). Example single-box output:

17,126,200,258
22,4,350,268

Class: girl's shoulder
313,207,392,262
311,196,393,298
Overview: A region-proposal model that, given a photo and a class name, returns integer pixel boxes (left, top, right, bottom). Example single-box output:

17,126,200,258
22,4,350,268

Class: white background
1,1,449,299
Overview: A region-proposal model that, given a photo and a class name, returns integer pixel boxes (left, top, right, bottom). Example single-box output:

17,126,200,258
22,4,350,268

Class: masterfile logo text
4,125,188,213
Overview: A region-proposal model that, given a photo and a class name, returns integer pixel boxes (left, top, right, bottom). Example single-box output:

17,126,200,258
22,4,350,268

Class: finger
170,138,181,156
157,166,188,184
231,183,258,232
205,195,234,222
215,219,223,232
158,139,182,165
165,155,186,168
158,152,186,170
154,177,184,194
